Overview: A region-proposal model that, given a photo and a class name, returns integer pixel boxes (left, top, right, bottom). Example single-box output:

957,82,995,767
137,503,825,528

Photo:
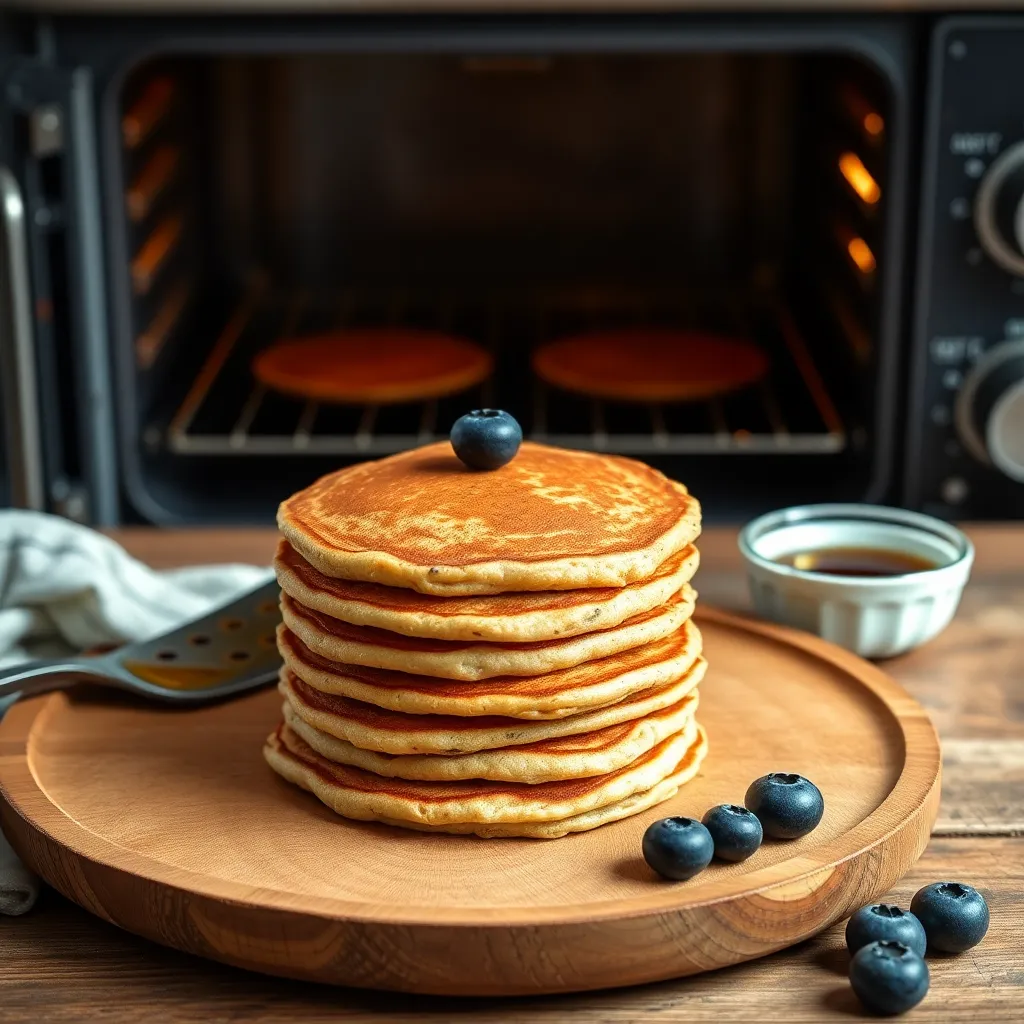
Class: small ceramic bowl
738,504,974,658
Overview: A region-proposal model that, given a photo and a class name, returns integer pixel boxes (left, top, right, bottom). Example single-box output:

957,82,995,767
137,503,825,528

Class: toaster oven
0,10,1020,524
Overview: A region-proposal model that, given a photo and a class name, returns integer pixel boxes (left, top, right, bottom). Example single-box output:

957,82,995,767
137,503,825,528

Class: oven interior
113,46,894,523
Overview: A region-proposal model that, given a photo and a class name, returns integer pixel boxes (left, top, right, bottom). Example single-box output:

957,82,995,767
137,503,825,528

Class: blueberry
910,881,990,953
450,409,522,470
642,816,714,881
744,772,824,839
846,904,927,957
701,804,763,862
849,940,929,1016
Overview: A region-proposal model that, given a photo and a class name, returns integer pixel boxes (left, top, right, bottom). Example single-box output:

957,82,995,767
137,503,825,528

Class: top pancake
275,538,699,642
278,441,701,595
532,329,769,403
252,329,493,405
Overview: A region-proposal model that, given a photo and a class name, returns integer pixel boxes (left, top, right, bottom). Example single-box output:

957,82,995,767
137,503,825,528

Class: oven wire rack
160,281,847,458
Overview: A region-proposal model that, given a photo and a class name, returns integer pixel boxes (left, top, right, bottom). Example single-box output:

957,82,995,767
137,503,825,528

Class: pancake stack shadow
263,441,707,839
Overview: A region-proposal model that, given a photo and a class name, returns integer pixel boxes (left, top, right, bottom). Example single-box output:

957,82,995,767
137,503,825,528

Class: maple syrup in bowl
776,547,938,577
738,505,973,658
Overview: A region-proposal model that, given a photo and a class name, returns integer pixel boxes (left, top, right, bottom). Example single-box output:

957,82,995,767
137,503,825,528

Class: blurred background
0,10,1022,526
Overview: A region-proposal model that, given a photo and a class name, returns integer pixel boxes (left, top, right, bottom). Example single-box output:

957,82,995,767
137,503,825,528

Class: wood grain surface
0,607,940,995
1,525,1020,1020
0,835,1018,1024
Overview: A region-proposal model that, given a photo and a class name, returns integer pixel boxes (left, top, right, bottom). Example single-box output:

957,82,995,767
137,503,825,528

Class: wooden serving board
0,608,940,997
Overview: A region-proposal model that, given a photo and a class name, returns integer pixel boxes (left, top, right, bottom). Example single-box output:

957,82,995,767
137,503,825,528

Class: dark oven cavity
87,19,909,523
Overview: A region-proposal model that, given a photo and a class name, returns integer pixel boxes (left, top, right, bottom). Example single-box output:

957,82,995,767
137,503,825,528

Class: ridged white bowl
738,504,974,659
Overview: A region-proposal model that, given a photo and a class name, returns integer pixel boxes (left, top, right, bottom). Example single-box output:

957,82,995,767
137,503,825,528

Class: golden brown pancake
279,658,705,754
264,719,707,837
280,586,696,681
532,329,769,403
275,538,700,642
277,618,703,718
278,614,704,720
252,329,493,405
277,441,701,595
282,689,699,783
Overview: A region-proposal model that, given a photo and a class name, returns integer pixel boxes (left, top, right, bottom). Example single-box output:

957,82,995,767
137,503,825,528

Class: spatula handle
0,661,95,701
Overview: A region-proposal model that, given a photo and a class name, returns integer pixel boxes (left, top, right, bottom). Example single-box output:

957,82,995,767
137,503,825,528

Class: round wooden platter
0,607,940,997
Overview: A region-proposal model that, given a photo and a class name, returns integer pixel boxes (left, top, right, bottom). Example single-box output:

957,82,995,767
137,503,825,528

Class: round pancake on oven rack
280,586,697,681
275,538,700,643
532,328,769,403
278,655,705,754
277,617,703,718
277,441,701,595
263,719,707,838
252,328,493,405
281,688,699,784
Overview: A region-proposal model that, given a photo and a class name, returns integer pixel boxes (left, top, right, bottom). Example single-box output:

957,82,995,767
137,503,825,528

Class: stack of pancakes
264,441,707,838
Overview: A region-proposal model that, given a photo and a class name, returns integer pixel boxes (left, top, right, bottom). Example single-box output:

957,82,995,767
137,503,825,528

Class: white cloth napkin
0,510,272,915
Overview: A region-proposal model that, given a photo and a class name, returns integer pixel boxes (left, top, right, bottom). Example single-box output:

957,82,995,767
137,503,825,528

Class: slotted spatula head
103,578,283,700
0,579,284,704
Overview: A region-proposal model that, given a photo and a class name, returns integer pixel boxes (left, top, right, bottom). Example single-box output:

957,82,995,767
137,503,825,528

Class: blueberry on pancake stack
264,414,706,838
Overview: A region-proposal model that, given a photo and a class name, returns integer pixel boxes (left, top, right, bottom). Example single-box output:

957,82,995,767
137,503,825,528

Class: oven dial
955,339,1024,482
975,141,1024,276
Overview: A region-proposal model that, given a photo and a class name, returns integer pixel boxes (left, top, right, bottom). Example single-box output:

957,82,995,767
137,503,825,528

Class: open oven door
0,43,118,522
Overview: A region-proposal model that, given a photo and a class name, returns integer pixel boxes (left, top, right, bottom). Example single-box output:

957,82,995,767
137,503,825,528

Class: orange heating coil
131,213,182,295
122,77,175,149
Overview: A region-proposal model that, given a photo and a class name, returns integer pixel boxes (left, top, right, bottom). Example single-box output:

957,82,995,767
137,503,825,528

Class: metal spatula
0,579,282,704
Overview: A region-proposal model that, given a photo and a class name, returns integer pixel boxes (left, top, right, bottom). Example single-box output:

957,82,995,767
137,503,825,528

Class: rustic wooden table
1,526,1021,1023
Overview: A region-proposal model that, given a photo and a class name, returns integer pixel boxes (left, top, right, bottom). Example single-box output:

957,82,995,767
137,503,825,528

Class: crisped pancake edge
279,655,706,752
264,721,698,826
280,586,698,682
265,724,708,838
282,689,699,784
277,619,704,718
275,539,700,642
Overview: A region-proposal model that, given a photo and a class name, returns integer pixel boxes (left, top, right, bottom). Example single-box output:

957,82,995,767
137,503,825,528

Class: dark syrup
777,547,938,578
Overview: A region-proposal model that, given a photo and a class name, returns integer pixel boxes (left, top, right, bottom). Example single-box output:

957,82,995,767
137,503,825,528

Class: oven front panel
908,16,1024,520
12,16,914,523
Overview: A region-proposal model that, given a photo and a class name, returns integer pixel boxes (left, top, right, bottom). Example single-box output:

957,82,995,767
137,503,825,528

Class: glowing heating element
847,236,877,275
839,152,881,205
863,112,885,139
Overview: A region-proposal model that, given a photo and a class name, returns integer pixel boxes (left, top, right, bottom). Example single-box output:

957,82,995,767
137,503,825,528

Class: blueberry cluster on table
846,883,989,1015
640,769,989,1017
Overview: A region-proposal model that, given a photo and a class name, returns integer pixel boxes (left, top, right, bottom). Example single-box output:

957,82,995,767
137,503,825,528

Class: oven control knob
955,339,1024,482
975,141,1024,276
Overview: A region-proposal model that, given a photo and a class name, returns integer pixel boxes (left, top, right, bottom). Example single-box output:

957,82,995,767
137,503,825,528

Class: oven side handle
0,165,45,510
